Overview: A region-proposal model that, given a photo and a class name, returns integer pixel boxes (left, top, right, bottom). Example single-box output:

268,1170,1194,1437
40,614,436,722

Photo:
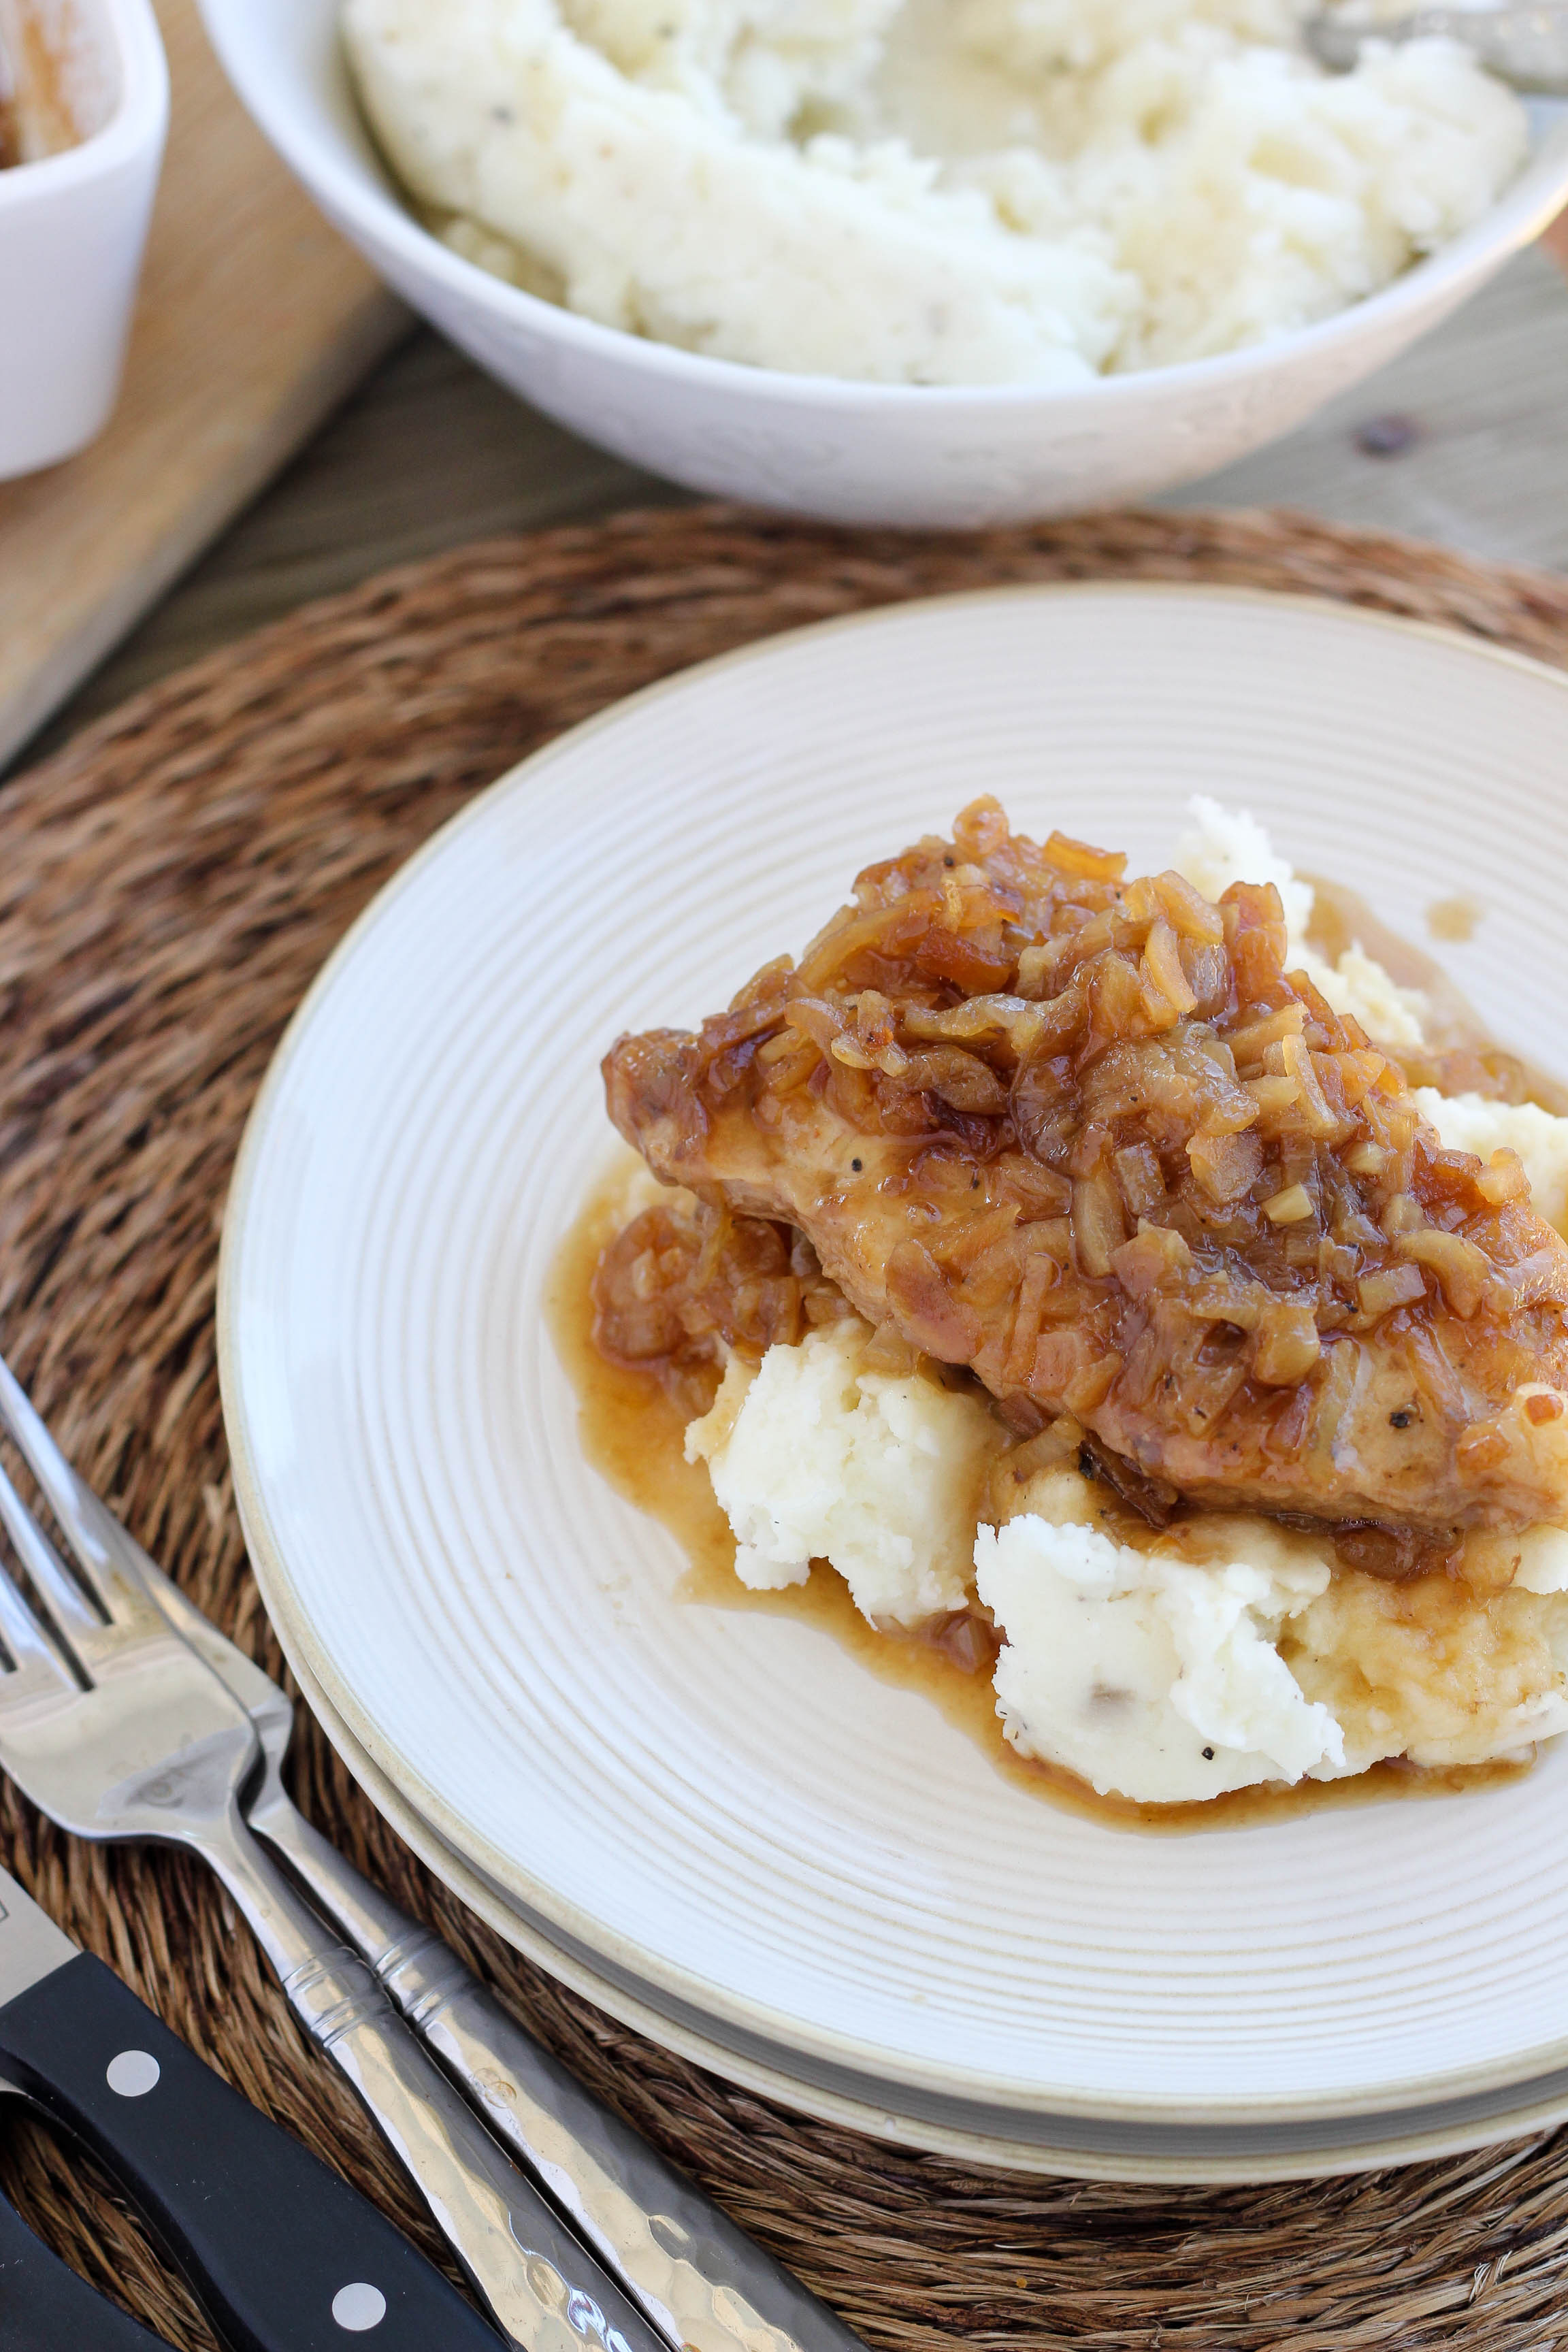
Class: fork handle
197,1810,672,2352
252,1790,865,2352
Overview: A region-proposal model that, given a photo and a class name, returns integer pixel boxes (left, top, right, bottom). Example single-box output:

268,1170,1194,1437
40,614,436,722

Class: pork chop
603,799,1568,1537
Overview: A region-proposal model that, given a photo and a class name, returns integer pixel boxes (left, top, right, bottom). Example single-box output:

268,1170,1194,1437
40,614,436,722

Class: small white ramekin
0,0,167,481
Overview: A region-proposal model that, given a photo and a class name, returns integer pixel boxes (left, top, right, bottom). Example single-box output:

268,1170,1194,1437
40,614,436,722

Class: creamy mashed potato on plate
687,1337,1568,1803
342,0,1526,385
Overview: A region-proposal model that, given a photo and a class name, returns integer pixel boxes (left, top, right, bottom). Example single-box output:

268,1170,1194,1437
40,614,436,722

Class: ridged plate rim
218,582,1568,2132
283,1610,1568,2184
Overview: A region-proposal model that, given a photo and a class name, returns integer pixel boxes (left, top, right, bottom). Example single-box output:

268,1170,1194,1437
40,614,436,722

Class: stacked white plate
219,585,1568,2183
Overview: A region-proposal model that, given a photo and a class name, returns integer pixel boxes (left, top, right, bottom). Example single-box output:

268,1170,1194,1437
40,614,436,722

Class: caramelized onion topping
602,798,1568,1538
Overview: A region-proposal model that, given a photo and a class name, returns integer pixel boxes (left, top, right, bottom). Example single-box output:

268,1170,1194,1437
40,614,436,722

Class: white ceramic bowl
0,0,167,480
197,0,1568,527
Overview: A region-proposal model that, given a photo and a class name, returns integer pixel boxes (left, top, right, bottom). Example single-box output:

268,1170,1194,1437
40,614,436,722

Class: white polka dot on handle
105,2050,160,2098
332,2282,387,2332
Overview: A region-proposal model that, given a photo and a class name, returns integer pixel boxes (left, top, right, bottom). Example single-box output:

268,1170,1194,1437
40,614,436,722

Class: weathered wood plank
1162,244,1568,571
0,0,406,770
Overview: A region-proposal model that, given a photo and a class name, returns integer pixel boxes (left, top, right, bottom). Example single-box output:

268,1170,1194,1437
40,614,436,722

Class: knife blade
0,2156,176,2350
0,1863,506,2351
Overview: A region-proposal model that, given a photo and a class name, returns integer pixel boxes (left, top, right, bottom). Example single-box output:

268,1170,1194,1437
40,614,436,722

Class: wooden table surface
31,210,1568,764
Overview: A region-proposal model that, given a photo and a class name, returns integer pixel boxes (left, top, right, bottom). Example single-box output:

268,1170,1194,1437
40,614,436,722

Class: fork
0,1362,677,2352
0,1354,863,2352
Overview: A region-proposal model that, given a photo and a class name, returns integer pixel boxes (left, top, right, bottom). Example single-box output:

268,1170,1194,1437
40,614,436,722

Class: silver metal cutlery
0,1350,865,2352
0,1359,675,2351
1307,4,1568,93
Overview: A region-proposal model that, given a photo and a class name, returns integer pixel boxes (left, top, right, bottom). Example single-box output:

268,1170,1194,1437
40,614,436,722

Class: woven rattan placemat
5,504,1568,2352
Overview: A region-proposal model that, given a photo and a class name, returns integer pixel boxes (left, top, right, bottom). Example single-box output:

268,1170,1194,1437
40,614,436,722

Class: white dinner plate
220,585,1568,2145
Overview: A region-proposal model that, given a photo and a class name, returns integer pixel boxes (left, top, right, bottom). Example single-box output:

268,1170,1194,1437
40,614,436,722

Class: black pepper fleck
1389,1408,1414,1429
850,1157,862,1172
1202,1747,1215,1761
943,855,956,868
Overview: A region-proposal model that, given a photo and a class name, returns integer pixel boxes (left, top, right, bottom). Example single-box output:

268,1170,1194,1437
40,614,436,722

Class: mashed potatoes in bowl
198,0,1568,520
346,0,1529,385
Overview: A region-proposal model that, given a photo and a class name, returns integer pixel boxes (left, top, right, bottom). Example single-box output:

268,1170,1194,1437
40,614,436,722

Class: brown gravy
0,2,105,169
546,1159,1529,1833
1426,896,1481,946
1305,872,1568,1113
0,16,16,168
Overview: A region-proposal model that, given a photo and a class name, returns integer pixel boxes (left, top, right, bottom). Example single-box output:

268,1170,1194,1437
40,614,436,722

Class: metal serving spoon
1307,4,1568,93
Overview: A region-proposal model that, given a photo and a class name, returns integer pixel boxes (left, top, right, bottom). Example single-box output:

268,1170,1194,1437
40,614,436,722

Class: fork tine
0,1522,79,1688
0,1454,102,1640
0,1350,135,1620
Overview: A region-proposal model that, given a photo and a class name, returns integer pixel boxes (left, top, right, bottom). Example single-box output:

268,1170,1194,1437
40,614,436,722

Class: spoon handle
1311,5,1568,94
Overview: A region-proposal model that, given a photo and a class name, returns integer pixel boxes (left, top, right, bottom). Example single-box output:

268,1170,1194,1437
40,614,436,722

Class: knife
0,1863,505,2351
0,2160,176,2349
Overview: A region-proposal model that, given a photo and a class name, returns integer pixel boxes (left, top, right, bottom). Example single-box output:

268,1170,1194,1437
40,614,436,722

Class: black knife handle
0,2173,172,2350
0,1953,501,2352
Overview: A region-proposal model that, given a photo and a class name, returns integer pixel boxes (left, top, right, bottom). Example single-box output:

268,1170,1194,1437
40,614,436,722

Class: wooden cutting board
0,0,407,770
